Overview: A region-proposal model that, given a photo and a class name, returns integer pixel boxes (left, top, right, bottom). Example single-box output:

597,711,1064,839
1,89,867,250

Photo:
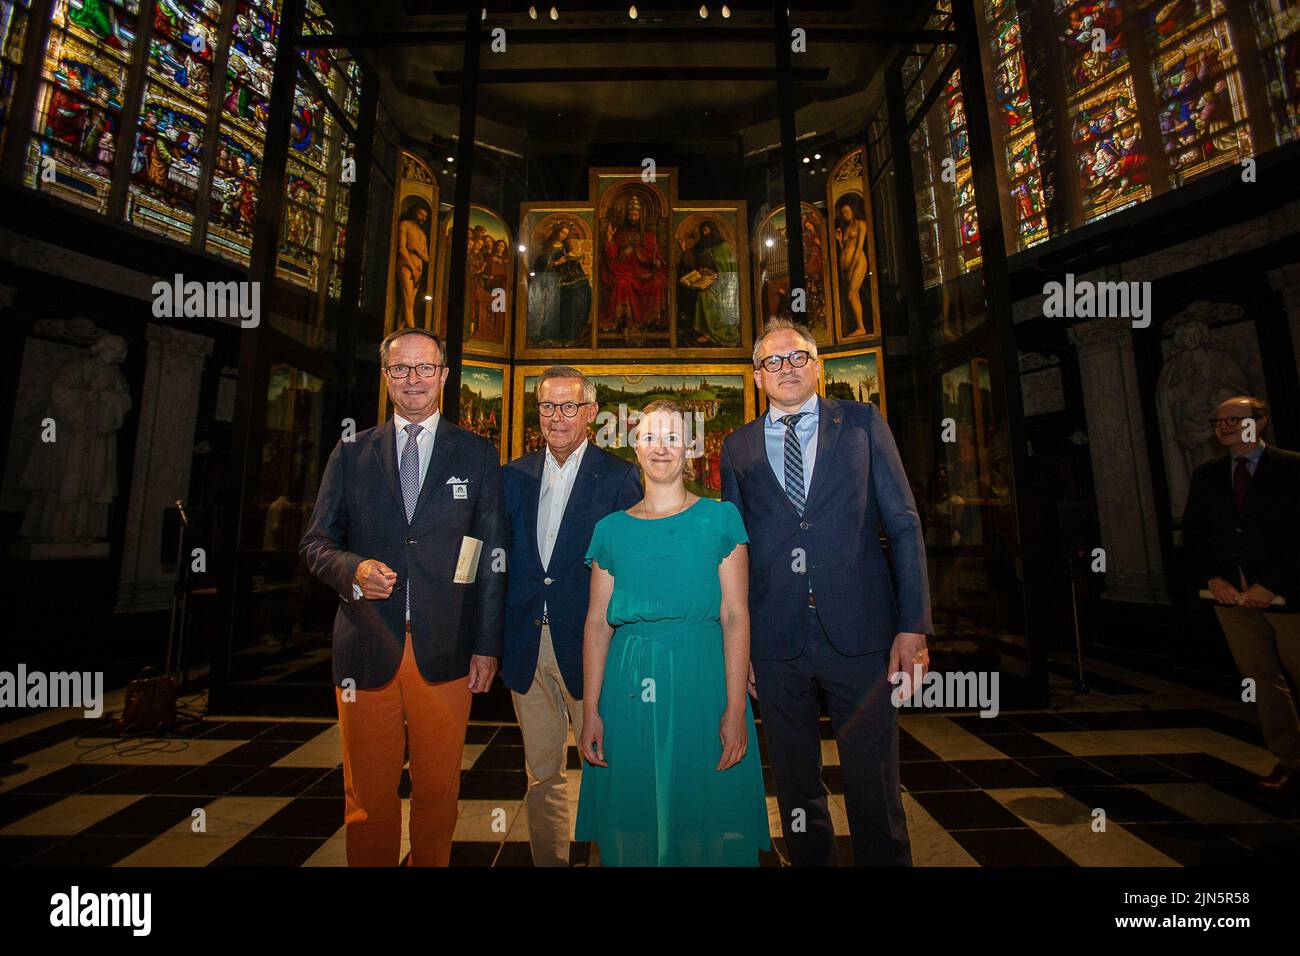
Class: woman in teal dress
576,399,770,866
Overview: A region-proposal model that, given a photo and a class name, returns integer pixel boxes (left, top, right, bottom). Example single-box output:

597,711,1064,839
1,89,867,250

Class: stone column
115,324,214,613
1069,316,1169,604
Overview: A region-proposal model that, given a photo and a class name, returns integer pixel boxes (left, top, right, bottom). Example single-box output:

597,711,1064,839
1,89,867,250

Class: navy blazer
501,444,642,698
722,395,932,659
1182,445,1300,608
299,417,506,688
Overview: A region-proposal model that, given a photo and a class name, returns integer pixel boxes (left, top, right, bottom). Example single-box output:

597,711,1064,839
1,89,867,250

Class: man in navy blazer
300,327,504,866
722,319,932,866
502,366,641,865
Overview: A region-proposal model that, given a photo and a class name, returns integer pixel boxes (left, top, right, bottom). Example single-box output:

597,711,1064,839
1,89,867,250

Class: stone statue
1155,312,1249,522
19,334,132,543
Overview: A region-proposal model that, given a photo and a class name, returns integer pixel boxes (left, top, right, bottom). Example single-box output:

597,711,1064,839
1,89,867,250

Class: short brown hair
379,327,445,366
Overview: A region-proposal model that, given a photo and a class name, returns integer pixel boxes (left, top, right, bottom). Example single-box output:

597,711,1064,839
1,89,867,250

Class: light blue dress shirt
764,394,819,493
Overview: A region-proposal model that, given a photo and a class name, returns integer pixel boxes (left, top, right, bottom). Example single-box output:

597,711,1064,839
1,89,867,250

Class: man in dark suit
502,366,641,866
300,327,505,865
1183,395,1300,794
722,318,931,866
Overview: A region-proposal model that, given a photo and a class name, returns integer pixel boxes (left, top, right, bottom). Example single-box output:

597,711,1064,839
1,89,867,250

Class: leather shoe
1256,765,1300,794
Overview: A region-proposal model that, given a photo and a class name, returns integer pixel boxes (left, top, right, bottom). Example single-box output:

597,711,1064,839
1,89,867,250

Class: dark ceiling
323,2,939,148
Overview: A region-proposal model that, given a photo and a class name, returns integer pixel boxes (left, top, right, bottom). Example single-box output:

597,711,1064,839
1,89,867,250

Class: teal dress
576,497,771,866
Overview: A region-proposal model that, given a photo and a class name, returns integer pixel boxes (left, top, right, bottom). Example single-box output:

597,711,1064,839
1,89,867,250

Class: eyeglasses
383,363,443,379
1208,416,1256,427
756,349,813,373
538,401,595,418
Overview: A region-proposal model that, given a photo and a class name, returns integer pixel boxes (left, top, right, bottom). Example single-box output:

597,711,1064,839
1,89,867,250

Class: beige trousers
1215,606,1300,769
511,624,584,866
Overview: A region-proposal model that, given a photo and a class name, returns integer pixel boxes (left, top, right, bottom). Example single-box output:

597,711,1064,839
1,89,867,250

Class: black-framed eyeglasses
1208,416,1255,427
538,400,595,418
383,363,443,379
757,349,812,373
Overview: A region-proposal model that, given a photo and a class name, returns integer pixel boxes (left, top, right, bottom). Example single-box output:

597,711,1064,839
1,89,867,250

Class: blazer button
393,583,404,592
800,520,810,530
405,537,416,545
544,577,553,585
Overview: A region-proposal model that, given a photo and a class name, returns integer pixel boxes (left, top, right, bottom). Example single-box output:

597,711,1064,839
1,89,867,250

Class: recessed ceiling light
629,4,637,19
528,5,537,18
549,5,558,20
722,5,731,17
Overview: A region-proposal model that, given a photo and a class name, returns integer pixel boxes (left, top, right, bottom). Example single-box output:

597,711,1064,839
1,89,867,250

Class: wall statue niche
1155,301,1269,522
17,333,132,554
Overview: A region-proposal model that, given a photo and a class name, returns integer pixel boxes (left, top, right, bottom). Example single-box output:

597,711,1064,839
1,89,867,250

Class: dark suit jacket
722,395,932,659
299,417,506,688
501,444,641,698
1182,445,1300,609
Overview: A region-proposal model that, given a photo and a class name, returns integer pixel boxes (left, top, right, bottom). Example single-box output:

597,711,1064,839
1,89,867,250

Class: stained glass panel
1249,0,1300,143
125,1,222,241
1142,1,1251,184
25,0,138,212
1055,0,1129,98
207,0,280,263
0,0,33,155
1070,74,1150,221
983,0,1048,250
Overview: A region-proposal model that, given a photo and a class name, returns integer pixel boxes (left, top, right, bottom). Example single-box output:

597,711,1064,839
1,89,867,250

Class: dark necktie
1232,457,1251,513
400,424,422,618
781,413,806,514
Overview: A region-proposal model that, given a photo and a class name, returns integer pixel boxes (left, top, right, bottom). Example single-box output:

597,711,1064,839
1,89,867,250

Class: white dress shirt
537,439,588,619
352,410,441,618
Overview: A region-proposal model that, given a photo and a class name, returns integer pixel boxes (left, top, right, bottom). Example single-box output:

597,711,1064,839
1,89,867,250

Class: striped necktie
780,413,806,514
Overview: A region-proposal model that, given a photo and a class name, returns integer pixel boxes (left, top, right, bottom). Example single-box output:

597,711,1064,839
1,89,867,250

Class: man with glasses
300,327,505,865
722,318,931,866
1184,395,1300,794
501,366,641,865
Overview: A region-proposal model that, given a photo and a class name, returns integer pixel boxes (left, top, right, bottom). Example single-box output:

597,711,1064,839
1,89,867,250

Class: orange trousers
335,628,472,866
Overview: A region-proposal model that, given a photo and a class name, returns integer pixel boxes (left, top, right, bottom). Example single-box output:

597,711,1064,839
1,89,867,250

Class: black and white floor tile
2,655,1297,867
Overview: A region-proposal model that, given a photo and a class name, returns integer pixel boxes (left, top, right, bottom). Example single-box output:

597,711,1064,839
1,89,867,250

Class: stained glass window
1056,0,1129,97
1250,0,1300,143
982,0,1048,248
206,0,280,264
0,0,33,156
277,0,354,298
121,0,222,242
1141,0,1251,185
25,0,137,213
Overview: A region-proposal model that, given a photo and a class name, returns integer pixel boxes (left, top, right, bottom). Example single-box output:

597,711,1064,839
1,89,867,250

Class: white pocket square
445,475,469,484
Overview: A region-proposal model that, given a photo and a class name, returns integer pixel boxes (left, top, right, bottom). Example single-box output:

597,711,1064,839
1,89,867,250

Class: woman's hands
717,706,747,771
581,709,607,767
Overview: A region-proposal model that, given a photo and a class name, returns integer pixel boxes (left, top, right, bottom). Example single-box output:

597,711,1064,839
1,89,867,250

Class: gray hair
537,365,596,403
752,317,818,368
379,327,445,366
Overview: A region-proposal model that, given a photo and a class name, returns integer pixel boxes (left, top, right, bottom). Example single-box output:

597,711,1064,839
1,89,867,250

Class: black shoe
1257,765,1300,794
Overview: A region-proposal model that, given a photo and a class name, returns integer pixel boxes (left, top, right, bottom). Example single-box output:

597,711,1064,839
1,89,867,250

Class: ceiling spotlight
699,4,708,18
629,4,637,19
517,243,526,253
802,156,810,163
528,5,537,18
721,4,730,16
529,271,536,277
764,237,775,248
814,152,821,160
549,5,558,19
424,294,433,300
481,7,486,20
446,155,454,162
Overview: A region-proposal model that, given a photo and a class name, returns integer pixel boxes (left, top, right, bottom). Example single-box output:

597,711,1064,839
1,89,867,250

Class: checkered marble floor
2,655,1297,867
